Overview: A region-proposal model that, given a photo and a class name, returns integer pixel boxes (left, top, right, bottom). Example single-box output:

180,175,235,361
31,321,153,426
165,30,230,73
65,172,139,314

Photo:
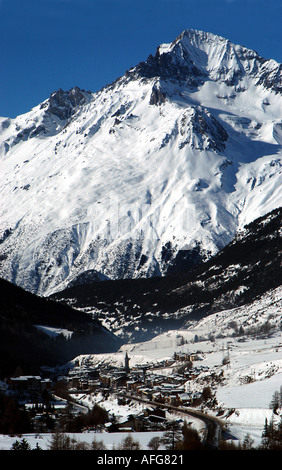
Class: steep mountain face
50,207,282,343
0,29,281,296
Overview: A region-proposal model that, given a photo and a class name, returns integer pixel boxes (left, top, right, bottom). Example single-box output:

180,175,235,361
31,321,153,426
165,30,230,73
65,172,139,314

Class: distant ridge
50,207,282,342
0,278,122,378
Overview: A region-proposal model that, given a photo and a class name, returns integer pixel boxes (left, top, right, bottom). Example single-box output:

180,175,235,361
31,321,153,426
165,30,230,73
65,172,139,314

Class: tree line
10,419,204,450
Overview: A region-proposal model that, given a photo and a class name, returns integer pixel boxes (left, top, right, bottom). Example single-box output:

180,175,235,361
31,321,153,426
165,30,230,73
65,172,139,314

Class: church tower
124,352,130,373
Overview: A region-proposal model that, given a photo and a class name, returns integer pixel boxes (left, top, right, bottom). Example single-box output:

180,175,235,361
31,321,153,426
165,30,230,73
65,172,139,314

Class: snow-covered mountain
0,29,281,296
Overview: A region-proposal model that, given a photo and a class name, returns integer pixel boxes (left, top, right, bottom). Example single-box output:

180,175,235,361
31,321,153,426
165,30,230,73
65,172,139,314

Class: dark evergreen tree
178,420,203,450
11,438,31,451
242,433,254,450
261,418,269,449
270,391,279,413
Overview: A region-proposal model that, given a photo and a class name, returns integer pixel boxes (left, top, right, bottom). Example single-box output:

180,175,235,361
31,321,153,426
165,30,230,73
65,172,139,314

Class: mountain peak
162,28,229,50
131,29,281,93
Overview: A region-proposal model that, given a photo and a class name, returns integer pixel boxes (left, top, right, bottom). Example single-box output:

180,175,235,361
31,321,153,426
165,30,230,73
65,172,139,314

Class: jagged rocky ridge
130,30,282,91
0,29,281,296
50,207,282,343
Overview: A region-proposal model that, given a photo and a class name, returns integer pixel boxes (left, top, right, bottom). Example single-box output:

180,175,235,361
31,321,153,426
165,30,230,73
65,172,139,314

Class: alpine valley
0,29,282,450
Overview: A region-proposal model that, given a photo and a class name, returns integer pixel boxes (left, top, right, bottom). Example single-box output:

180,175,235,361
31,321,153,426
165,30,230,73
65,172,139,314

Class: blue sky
0,0,281,118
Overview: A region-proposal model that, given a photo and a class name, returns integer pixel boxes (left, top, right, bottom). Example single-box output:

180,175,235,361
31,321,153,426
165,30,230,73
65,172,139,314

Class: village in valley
2,301,282,451
0,346,221,441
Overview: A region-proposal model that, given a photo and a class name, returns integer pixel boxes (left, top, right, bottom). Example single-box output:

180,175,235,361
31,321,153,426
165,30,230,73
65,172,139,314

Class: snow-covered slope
0,29,281,295
74,284,282,370
51,207,281,343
